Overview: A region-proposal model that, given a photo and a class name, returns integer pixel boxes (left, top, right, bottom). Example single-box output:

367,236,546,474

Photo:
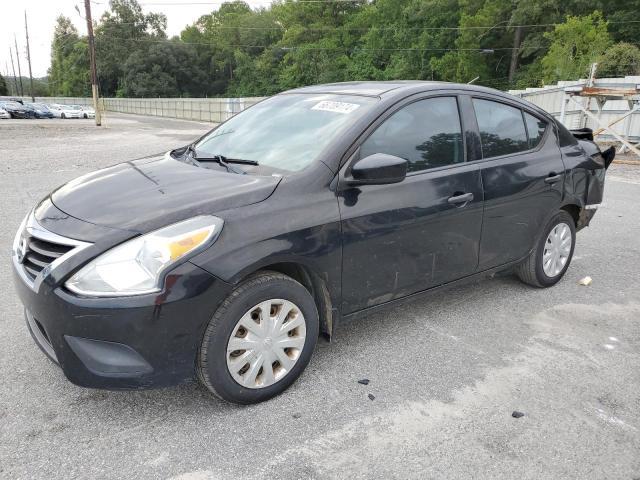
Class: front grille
22,236,74,282
13,211,92,291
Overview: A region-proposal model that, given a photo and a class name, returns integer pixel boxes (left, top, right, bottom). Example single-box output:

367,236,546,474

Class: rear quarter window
555,120,579,147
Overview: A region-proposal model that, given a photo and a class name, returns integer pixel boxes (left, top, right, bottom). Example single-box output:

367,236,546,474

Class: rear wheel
516,211,576,288
197,271,319,404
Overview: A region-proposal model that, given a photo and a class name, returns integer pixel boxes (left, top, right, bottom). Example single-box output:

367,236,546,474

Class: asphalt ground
1,113,639,480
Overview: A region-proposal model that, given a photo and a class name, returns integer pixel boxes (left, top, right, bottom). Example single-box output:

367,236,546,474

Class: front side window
195,94,378,173
473,99,529,158
360,97,463,172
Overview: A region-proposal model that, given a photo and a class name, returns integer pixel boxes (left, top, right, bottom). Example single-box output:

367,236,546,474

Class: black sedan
1,101,31,119
25,103,55,119
12,81,613,404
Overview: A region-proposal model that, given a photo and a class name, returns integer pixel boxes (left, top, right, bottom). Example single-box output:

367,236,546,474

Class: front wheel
197,271,319,404
61,113,66,119
516,211,576,288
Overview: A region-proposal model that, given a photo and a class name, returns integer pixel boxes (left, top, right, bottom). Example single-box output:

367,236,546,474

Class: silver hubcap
543,222,572,277
226,299,306,389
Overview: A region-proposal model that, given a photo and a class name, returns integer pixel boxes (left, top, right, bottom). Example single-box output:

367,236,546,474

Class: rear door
470,96,565,269
339,94,484,314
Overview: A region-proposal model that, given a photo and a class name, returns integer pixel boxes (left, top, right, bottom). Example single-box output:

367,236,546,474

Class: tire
84,114,88,119
516,210,576,288
197,271,319,404
61,113,66,119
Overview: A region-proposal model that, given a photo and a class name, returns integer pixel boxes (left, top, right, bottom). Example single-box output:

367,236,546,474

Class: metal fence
25,78,640,138
509,76,640,141
19,96,266,123
104,97,265,122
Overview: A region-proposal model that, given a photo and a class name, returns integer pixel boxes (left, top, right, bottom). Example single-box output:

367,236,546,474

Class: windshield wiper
208,155,246,175
197,155,259,166
185,145,258,174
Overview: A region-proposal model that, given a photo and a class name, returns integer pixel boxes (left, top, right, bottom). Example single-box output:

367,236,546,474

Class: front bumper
14,262,231,389
12,207,233,389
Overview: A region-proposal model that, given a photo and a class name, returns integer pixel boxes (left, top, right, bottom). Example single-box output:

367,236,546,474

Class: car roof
282,80,514,97
281,80,551,118
283,81,438,97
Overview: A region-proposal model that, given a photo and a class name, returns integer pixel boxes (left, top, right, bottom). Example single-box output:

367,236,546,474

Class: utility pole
508,26,523,84
14,35,24,97
8,50,19,96
24,11,35,102
579,62,599,128
84,0,101,126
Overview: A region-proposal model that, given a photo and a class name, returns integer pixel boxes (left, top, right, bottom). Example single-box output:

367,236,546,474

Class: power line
54,33,640,53
91,0,363,4
81,17,640,31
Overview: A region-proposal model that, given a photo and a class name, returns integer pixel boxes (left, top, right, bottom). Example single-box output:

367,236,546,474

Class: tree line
46,0,640,98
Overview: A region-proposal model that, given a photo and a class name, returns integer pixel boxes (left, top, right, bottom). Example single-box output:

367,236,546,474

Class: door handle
544,173,562,184
448,192,474,205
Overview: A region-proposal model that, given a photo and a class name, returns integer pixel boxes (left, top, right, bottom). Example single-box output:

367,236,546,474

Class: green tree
541,12,611,83
272,0,365,88
345,0,459,82
48,16,90,96
431,0,510,85
95,0,167,96
181,2,282,96
600,0,640,44
597,42,640,77
45,0,640,98
0,73,7,95
121,39,208,97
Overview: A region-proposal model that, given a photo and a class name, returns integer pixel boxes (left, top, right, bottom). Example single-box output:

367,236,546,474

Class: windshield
194,94,378,172
70,105,82,110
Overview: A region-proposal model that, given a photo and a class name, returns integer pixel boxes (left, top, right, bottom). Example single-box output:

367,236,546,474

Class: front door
339,95,483,314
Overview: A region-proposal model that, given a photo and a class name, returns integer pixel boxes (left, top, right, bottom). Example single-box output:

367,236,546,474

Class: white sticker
311,101,360,114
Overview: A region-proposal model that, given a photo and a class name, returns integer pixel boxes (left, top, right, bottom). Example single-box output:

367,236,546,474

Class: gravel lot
1,114,639,480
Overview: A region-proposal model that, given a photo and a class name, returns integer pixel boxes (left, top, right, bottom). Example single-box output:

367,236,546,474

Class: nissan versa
12,82,614,404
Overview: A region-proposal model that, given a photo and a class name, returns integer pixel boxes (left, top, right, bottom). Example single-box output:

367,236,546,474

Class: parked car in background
28,103,55,119
48,104,83,119
79,105,95,119
12,81,615,404
0,96,24,105
24,103,54,119
0,107,11,119
0,101,31,119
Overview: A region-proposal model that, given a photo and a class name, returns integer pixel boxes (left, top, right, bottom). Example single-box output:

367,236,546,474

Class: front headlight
65,216,223,297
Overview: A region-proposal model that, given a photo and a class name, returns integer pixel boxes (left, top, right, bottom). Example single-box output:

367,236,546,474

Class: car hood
50,153,281,233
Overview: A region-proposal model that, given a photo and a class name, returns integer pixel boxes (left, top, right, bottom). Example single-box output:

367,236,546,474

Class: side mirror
347,153,408,186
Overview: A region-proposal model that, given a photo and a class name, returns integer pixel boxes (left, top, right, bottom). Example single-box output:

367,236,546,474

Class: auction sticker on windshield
311,101,361,114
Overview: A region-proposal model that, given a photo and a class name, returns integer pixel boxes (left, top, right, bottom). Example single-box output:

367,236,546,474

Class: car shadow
56,272,531,417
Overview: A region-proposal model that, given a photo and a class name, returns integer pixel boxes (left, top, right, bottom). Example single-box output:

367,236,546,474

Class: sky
1,0,273,78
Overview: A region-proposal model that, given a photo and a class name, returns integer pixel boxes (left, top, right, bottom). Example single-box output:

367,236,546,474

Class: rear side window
524,112,547,148
360,97,463,172
473,99,529,158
